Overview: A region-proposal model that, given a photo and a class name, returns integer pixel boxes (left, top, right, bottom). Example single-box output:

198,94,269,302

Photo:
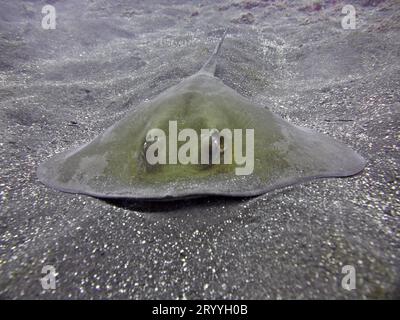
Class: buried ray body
144,120,255,176
37,32,366,200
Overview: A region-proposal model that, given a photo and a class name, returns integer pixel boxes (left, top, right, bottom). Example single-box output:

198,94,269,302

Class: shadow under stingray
102,195,251,215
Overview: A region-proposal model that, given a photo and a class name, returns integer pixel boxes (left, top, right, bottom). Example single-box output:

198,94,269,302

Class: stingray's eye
219,136,226,153
143,129,160,153
210,129,227,154
210,130,220,157
145,130,158,144
200,129,224,165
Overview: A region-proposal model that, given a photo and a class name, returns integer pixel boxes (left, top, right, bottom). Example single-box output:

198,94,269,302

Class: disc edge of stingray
36,151,366,201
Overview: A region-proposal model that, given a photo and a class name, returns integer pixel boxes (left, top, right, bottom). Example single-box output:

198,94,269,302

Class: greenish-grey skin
37,33,366,200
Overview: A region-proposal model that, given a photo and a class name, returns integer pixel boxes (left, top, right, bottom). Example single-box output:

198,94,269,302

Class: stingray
37,32,366,200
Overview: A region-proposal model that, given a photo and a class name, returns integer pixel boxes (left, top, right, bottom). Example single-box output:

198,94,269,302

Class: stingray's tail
199,30,227,75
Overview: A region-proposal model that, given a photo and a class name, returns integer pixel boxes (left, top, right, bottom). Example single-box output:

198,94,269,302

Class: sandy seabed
0,0,399,299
